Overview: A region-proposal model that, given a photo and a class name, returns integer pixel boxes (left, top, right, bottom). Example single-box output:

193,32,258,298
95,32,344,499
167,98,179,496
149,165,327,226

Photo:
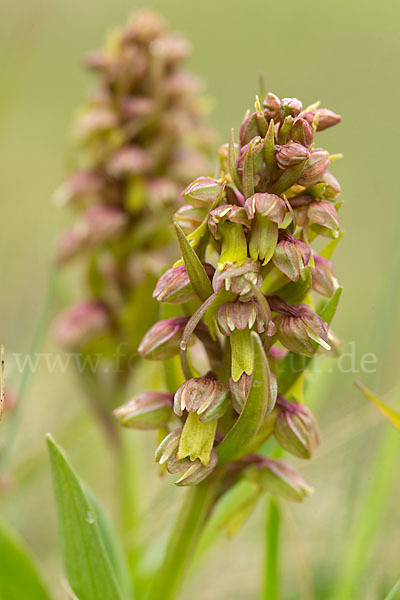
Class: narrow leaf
0,517,53,600
217,333,273,466
46,434,124,600
242,141,254,199
355,381,400,430
174,223,213,302
180,293,217,380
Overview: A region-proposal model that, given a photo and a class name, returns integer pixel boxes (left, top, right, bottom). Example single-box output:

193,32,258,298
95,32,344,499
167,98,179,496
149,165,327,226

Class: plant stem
147,478,219,600
262,499,280,600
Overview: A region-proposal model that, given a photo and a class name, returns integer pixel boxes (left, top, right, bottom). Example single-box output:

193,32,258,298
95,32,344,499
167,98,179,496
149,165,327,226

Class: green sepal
177,412,217,466
217,332,275,466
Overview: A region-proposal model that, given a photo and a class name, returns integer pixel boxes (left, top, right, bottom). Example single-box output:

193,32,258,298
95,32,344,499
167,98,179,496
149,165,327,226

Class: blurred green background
1,0,399,598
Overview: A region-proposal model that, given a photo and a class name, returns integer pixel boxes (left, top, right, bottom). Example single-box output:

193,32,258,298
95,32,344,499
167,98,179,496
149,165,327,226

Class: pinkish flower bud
174,204,205,233
138,317,190,360
275,142,310,169
151,33,191,65
147,178,178,206
274,396,320,458
153,264,213,304
263,93,281,121
155,428,218,486
311,256,338,297
107,146,152,177
245,193,286,223
272,230,311,282
290,118,314,147
126,10,166,44
248,457,313,501
114,392,173,429
239,112,260,145
84,205,129,245
308,200,339,232
74,107,116,140
183,177,225,208
55,301,110,347
297,149,330,186
321,171,341,199
217,300,265,337
174,375,229,422
303,108,342,131
229,373,252,413
61,170,104,205
56,229,85,263
269,297,330,356
281,97,302,117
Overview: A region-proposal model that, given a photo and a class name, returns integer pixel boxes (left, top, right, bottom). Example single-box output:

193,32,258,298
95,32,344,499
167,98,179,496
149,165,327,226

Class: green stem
147,479,219,600
262,499,280,600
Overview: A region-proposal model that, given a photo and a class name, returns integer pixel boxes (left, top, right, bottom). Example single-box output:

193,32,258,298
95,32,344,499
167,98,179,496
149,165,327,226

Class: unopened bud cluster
54,11,213,381
116,91,342,502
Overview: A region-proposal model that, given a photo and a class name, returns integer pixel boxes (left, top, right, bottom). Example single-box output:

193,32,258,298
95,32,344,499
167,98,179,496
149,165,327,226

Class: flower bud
245,193,286,223
114,392,173,429
155,428,218,486
297,149,330,186
107,146,152,177
247,458,313,501
239,112,261,145
269,297,330,356
212,259,262,301
217,299,264,337
308,200,339,232
281,97,302,117
229,373,252,413
290,118,314,147
272,230,311,282
74,107,116,140
274,396,320,458
303,108,342,131
183,177,225,208
138,316,190,360
56,229,85,263
153,264,214,304
276,142,310,169
54,301,110,347
61,170,104,205
174,204,205,233
84,205,129,245
311,255,338,297
174,375,229,422
263,93,281,121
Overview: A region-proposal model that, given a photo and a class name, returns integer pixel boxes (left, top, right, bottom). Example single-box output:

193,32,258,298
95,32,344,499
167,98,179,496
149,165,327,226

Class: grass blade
355,381,400,430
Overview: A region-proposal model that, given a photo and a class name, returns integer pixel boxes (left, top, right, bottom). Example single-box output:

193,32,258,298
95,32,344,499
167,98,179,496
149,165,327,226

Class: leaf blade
46,434,124,600
174,223,213,302
355,381,400,430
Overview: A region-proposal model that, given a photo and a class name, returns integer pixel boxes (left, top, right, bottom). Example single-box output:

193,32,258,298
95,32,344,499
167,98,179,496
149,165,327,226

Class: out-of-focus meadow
1,0,399,598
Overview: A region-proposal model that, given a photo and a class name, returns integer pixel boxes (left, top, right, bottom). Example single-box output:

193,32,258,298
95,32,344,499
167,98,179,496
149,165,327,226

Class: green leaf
228,129,243,191
217,333,273,466
0,517,53,600
242,141,254,199
46,434,125,600
355,381,400,430
174,223,213,302
84,486,133,600
277,287,342,394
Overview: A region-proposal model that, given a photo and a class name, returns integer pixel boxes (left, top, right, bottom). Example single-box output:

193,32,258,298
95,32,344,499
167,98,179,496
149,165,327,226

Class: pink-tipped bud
84,205,129,245
274,396,320,458
183,177,225,208
303,108,342,131
269,297,330,356
263,93,281,121
55,302,110,347
272,230,311,282
114,392,173,429
62,170,104,205
229,373,252,413
174,205,205,233
248,457,313,501
308,200,340,232
138,317,190,360
245,193,287,223
239,112,261,145
275,142,310,169
56,229,85,263
174,375,229,422
216,300,265,337
212,259,262,300
281,97,302,118
107,146,153,177
298,149,330,186
311,256,338,297
321,171,341,199
153,264,213,304
291,118,314,147
74,107,116,140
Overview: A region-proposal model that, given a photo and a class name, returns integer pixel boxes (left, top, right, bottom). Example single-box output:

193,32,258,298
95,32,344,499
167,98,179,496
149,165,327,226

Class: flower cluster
54,11,213,392
116,91,342,501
